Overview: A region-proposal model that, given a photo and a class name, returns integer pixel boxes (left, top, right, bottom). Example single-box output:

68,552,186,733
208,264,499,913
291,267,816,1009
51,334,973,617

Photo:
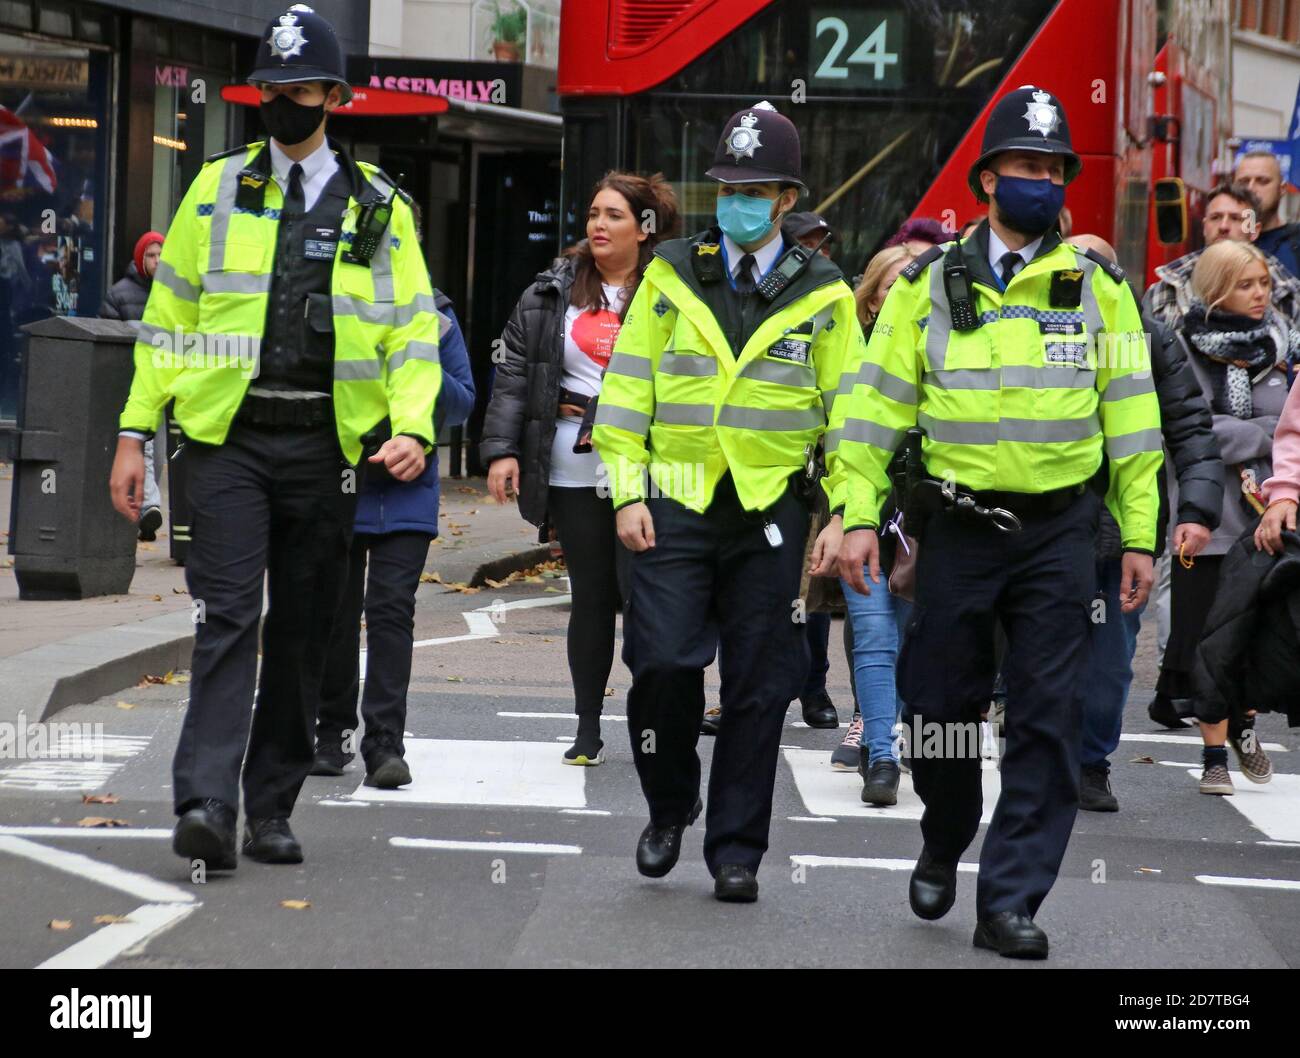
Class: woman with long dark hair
481,171,681,765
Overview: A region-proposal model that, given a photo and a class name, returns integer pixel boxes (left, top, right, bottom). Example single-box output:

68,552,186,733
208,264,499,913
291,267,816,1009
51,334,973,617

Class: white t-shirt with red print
549,282,628,488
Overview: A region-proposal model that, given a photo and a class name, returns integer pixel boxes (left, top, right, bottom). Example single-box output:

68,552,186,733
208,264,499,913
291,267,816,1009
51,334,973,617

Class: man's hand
1172,521,1212,560
487,456,520,504
1119,551,1154,613
837,528,880,595
808,514,843,576
1255,499,1297,555
370,435,425,482
109,435,145,522
615,501,656,552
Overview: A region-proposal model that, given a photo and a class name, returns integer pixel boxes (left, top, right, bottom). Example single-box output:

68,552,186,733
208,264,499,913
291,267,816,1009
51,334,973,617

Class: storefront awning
220,85,449,116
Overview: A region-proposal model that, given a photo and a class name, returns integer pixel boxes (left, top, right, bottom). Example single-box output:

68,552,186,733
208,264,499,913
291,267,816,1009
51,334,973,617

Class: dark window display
0,32,110,417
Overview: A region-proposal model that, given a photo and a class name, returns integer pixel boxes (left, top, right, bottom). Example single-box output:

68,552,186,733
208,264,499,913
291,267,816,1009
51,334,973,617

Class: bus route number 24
812,11,902,87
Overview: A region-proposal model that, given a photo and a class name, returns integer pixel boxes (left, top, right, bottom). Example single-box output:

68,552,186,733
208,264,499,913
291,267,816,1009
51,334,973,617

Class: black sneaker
861,756,900,806
309,741,353,777
1079,764,1118,812
138,506,162,542
173,798,237,870
365,753,412,789
563,730,605,767
1147,693,1190,729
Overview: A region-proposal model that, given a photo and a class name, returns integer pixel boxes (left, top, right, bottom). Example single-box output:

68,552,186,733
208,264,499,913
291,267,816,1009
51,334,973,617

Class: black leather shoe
700,706,721,736
137,506,162,542
714,864,759,902
1079,764,1119,812
309,740,354,777
861,757,900,806
973,911,1049,959
908,848,957,921
635,797,703,878
173,798,237,870
364,753,412,789
800,691,839,729
1147,693,1190,729
242,817,304,864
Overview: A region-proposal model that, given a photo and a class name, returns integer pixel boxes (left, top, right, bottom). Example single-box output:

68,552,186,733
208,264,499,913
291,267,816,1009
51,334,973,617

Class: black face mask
259,94,324,146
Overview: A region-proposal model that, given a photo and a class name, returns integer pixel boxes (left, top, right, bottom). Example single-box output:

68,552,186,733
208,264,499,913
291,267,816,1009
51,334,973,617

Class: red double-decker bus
558,0,1232,288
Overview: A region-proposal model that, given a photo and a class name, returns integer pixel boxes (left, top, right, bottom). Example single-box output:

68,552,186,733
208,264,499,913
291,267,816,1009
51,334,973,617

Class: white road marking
463,611,498,636
0,835,194,904
0,734,151,792
391,837,582,855
783,747,1000,821
791,721,850,729
1258,840,1300,848
1120,732,1287,751
0,826,171,839
471,596,572,613
1195,875,1300,892
788,816,837,823
348,738,587,808
37,902,198,970
1186,770,1300,842
498,711,627,722
559,808,611,816
791,855,979,872
317,799,367,807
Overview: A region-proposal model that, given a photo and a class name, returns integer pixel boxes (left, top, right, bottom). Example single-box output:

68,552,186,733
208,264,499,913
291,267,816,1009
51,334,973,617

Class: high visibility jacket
592,234,864,514
830,228,1163,551
119,140,441,465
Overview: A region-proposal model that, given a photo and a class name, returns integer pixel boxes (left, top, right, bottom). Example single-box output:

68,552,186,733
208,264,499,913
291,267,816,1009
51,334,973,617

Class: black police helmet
967,85,1081,201
248,4,352,104
705,101,806,189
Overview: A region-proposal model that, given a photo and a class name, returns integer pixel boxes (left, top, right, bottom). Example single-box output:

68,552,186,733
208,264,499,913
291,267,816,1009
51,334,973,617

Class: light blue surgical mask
717,192,778,245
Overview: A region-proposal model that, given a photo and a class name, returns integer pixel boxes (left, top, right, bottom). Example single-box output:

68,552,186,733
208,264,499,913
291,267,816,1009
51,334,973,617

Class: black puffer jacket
1193,528,1300,726
1095,311,1224,560
99,263,150,322
479,257,577,529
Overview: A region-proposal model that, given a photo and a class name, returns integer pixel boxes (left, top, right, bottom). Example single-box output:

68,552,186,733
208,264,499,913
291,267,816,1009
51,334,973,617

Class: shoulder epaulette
365,165,413,204
205,142,256,164
1079,245,1126,283
899,244,944,283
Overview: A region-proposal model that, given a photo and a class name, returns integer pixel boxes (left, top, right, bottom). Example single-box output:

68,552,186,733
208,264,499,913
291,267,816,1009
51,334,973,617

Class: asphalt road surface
2,576,1298,969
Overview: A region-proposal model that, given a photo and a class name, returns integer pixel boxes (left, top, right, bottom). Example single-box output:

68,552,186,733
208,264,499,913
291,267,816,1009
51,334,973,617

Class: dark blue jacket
354,292,475,537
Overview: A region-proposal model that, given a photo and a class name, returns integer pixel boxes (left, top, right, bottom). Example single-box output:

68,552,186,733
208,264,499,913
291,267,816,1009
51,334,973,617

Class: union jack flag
0,105,57,194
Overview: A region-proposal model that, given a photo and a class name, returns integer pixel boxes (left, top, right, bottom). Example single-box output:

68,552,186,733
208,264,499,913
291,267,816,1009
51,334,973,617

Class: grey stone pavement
1,456,1298,969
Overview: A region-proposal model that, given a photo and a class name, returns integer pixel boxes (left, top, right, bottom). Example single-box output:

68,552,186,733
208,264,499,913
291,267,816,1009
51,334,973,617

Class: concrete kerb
0,545,559,727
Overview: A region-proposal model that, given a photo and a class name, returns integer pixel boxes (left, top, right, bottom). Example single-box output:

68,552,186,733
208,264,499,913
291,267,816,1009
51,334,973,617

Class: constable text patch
303,239,338,261
767,338,810,365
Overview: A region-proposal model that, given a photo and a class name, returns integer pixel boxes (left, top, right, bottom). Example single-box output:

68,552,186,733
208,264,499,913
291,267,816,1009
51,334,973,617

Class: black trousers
547,485,629,723
172,421,357,819
316,529,432,767
897,490,1100,918
622,473,809,876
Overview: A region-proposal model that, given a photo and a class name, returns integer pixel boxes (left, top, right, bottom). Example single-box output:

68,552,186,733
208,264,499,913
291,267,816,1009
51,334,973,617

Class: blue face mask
993,175,1065,236
717,192,778,245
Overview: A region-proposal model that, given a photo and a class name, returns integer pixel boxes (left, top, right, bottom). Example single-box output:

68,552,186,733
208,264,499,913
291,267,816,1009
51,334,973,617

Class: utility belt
235,392,334,429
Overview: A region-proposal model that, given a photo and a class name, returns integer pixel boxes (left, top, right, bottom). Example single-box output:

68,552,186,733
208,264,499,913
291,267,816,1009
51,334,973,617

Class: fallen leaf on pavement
419,571,443,584
604,687,615,696
82,794,120,804
1130,755,1156,765
543,586,566,593
115,701,137,710
172,587,187,594
485,578,507,589
456,486,480,494
1136,867,1162,874
93,914,131,925
138,543,156,551
77,817,129,828
49,920,72,931
280,899,311,910
446,675,465,682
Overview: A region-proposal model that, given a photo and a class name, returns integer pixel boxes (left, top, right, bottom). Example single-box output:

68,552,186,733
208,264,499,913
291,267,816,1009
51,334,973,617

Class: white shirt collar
722,231,784,282
268,137,336,188
987,227,1044,278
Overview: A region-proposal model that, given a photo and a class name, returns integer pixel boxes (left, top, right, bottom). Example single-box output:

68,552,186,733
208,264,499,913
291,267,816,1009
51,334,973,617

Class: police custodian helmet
967,85,1081,201
705,101,806,189
248,4,352,103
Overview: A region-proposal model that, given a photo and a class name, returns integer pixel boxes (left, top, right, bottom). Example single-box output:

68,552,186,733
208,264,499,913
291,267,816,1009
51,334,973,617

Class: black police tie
736,253,757,295
998,250,1021,289
284,162,305,217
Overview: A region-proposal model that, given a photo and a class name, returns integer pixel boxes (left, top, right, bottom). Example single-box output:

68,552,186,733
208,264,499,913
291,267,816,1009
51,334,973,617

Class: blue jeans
840,574,911,763
1080,557,1145,771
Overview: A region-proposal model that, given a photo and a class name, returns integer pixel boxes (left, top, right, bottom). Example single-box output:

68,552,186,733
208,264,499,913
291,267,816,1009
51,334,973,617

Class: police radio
343,173,404,266
756,232,831,301
941,245,979,331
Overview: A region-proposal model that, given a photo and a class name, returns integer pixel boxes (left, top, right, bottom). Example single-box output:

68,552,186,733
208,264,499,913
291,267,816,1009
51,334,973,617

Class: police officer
108,4,441,870
593,101,863,902
833,87,1162,956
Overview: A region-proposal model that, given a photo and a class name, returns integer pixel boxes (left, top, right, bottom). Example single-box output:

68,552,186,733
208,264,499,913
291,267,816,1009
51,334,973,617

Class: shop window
0,32,110,418
0,1,31,32
150,61,233,230
37,2,73,39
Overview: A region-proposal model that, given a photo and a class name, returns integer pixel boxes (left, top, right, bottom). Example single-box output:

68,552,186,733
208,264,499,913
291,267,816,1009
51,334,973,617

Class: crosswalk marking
782,748,1001,822
1121,732,1287,751
1187,770,1300,842
790,855,980,872
391,837,582,855
1195,875,1300,892
348,738,587,808
0,734,151,792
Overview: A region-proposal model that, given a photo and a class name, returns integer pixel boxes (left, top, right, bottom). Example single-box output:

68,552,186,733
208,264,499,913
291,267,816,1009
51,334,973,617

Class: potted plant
490,1,526,62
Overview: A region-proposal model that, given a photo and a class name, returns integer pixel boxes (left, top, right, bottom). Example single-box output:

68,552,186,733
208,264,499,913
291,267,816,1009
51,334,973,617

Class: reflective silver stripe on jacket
335,359,383,381
739,358,815,388
206,155,245,273
918,410,1100,445
659,351,717,376
387,340,439,373
655,402,715,427
606,352,654,381
594,402,652,434
334,293,395,327
1105,427,1163,458
839,418,905,451
924,366,1097,390
717,405,823,432
1100,372,1156,401
154,260,200,302
202,272,272,295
